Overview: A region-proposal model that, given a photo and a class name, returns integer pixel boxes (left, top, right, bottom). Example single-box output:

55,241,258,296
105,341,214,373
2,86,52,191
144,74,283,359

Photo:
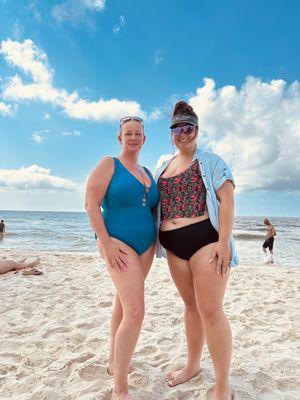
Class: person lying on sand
0,258,42,275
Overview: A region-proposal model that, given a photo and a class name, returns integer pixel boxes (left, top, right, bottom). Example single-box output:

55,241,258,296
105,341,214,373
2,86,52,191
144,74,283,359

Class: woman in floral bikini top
155,100,236,400
158,161,206,220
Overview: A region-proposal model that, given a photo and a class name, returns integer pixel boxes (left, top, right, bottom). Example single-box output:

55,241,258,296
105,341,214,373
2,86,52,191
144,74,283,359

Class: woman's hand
209,241,231,277
98,239,128,272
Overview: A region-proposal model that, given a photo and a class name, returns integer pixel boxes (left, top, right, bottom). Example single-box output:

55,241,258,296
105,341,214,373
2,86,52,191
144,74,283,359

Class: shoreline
0,250,299,399
1,247,299,270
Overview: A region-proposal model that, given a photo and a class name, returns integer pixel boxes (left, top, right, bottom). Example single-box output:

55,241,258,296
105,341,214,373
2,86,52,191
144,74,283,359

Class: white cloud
11,20,24,41
0,38,146,121
62,129,81,136
63,97,145,121
2,75,71,103
187,77,300,192
0,39,53,83
52,0,105,25
84,0,105,10
43,112,50,119
32,129,50,143
26,2,43,23
113,15,126,36
154,49,164,65
0,165,78,191
148,108,163,121
0,102,13,116
32,133,44,143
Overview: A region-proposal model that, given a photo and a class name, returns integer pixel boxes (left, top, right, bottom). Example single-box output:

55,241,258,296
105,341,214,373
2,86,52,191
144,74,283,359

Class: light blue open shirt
154,148,239,267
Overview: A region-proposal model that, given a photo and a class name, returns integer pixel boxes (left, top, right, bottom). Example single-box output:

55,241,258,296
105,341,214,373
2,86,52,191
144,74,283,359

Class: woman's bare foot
107,364,134,376
206,386,234,400
16,258,40,270
24,258,40,269
165,365,201,387
111,391,132,400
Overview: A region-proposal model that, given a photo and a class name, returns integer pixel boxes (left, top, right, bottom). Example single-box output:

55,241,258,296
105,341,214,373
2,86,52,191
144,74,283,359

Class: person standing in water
0,219,5,239
262,218,276,264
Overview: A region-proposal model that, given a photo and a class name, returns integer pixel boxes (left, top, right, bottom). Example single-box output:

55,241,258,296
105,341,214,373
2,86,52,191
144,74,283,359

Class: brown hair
172,100,198,118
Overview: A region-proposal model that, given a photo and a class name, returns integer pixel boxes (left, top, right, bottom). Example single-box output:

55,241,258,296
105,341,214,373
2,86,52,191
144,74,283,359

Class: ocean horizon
1,210,299,268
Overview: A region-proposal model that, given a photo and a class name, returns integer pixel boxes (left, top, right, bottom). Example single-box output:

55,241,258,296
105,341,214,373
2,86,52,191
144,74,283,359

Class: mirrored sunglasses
120,116,144,128
171,125,195,136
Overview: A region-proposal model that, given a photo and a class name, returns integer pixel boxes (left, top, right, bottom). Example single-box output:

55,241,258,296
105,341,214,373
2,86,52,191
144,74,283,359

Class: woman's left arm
210,180,234,277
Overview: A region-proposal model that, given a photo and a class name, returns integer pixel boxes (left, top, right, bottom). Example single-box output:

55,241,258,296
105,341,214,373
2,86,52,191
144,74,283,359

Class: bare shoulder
93,156,114,175
98,156,114,168
87,156,115,186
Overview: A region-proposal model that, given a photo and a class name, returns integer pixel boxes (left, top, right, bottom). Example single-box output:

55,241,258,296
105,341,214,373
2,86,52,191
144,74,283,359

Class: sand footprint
78,363,103,381
100,300,113,307
41,326,71,338
8,327,35,336
157,337,172,345
102,389,113,400
136,345,157,355
50,352,96,372
76,322,96,329
1,353,19,364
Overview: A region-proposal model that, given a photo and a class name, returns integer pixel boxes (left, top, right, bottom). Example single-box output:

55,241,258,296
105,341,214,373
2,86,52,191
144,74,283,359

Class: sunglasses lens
171,125,194,135
186,126,194,134
171,127,181,135
120,116,144,126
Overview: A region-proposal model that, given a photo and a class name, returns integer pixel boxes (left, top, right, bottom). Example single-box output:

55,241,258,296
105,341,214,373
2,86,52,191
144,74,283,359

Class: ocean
0,210,299,268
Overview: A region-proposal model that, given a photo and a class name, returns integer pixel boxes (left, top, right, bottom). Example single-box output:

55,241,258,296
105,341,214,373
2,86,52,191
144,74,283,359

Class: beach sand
0,249,299,400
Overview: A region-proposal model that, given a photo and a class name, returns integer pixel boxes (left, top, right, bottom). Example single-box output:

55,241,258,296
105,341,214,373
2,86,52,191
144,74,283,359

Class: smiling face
118,120,145,153
171,122,198,151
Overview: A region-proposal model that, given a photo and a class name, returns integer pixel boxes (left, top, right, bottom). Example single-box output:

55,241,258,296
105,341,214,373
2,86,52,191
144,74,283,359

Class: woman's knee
183,297,198,312
123,304,145,326
197,304,224,322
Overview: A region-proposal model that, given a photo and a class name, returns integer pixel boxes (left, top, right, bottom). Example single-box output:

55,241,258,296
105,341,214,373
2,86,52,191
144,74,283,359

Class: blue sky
0,0,300,216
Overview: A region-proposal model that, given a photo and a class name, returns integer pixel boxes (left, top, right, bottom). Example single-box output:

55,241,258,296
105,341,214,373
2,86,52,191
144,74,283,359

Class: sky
0,0,300,216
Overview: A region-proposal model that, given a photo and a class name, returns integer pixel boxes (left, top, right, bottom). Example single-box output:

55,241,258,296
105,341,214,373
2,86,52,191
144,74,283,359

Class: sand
0,248,299,400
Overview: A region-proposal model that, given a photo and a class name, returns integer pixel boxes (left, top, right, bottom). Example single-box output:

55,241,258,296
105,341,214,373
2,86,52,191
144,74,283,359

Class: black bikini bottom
159,218,219,260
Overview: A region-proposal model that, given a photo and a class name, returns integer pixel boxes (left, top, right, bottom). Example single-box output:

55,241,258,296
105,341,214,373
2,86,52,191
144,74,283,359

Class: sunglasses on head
171,125,195,136
120,116,144,128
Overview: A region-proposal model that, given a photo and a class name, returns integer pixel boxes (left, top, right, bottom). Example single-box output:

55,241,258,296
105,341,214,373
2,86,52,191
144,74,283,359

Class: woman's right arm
85,157,128,272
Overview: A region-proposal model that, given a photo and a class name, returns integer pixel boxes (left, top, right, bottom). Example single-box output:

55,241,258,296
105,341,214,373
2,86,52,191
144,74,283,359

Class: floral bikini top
157,161,207,221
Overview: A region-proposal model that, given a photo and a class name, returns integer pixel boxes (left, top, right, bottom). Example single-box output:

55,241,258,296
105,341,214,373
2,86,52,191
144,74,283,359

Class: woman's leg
108,244,154,374
165,251,205,387
0,258,39,274
107,294,123,374
108,240,153,399
190,243,232,400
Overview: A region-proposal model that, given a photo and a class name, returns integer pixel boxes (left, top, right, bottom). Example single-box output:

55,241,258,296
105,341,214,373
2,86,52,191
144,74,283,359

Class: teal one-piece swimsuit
101,158,159,255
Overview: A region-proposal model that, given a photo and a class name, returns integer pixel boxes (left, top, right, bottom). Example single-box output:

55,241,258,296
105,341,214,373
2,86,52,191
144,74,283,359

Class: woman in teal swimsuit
85,116,159,400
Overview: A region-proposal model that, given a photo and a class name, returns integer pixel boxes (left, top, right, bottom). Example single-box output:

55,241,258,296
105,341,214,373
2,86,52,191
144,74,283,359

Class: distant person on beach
0,219,5,239
0,258,41,275
85,116,159,400
262,218,276,264
155,101,238,400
